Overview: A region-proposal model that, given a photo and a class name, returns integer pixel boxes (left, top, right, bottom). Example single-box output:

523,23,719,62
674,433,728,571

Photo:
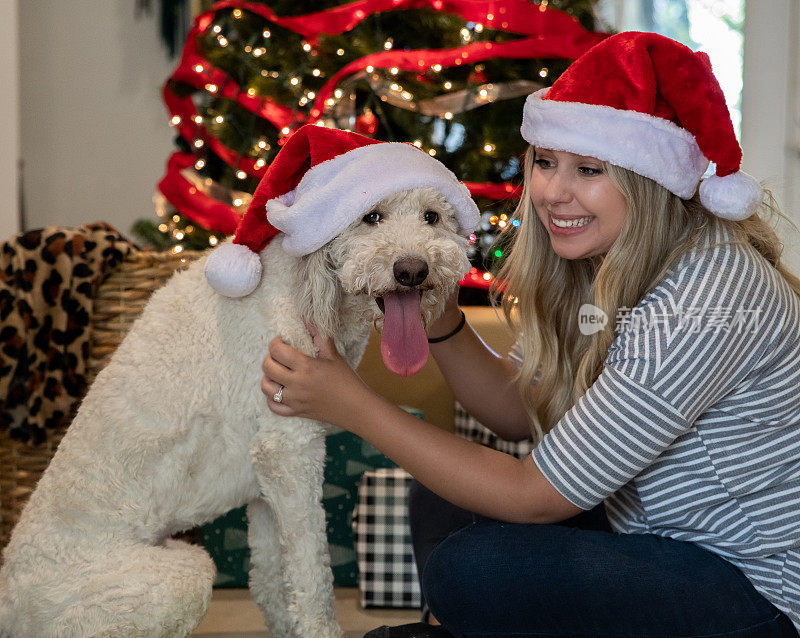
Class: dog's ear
297,245,341,339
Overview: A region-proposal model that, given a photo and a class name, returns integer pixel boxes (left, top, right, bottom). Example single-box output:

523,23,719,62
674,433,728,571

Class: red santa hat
205,124,480,297
521,31,762,221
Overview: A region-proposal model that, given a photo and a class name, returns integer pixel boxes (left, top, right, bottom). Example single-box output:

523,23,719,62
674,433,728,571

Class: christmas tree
137,0,607,295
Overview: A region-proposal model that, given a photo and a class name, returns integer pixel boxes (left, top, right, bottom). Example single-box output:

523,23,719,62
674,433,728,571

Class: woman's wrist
427,307,466,342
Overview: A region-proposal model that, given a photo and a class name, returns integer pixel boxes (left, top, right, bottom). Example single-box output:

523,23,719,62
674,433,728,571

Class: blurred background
0,0,798,273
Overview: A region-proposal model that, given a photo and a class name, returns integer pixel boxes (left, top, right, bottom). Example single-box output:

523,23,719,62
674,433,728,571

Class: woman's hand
260,325,373,425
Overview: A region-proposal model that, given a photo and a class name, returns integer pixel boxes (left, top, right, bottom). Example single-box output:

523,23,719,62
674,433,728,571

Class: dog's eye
423,210,440,225
362,211,381,225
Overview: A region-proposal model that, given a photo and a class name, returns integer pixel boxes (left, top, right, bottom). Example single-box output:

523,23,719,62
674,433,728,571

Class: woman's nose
542,169,572,205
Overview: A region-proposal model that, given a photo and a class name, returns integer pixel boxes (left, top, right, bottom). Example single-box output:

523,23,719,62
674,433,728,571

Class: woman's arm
262,333,582,524
426,304,533,442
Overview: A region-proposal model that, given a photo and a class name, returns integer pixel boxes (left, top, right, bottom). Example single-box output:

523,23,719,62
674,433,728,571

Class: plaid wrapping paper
454,401,536,459
353,467,421,609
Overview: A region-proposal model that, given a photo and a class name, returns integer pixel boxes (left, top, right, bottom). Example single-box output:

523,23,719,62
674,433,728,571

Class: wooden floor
191,587,420,637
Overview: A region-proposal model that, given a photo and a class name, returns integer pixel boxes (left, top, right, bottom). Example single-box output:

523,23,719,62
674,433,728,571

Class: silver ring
273,385,284,403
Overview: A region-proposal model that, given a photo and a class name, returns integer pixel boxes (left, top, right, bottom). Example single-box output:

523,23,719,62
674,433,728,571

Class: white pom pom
699,171,762,221
204,243,262,297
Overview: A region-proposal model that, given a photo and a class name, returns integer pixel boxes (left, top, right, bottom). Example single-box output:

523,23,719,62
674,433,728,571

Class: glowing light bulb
194,64,204,73
483,272,492,281
479,89,488,98
539,68,548,78
483,143,494,152
307,91,315,99
233,198,244,207
247,88,256,96
214,115,223,123
337,48,345,56
195,159,205,169
299,97,308,105
312,69,321,76
475,23,484,32
498,220,507,228
281,127,290,134
158,223,168,232
175,231,185,240
413,140,422,147
258,139,267,149
334,89,343,98
428,149,436,156
193,115,202,124
209,236,218,245
444,112,453,120
263,29,271,38
172,214,181,222
390,83,400,91
390,67,399,75
432,64,442,72
443,82,452,89
218,36,228,47
212,25,221,34
173,245,184,254
255,159,266,168
366,65,374,72
170,115,181,125
253,48,264,57
401,91,412,100
326,98,335,106
237,170,247,179
205,83,218,93
302,43,312,52
290,77,300,85
232,8,242,18
194,139,204,148
384,40,393,50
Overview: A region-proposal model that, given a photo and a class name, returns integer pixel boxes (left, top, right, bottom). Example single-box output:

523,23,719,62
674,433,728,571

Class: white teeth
551,215,592,228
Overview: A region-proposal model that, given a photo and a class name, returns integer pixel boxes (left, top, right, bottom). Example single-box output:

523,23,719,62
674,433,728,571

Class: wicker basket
0,249,205,548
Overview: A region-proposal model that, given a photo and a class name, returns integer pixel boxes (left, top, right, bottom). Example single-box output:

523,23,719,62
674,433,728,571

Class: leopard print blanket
0,222,139,445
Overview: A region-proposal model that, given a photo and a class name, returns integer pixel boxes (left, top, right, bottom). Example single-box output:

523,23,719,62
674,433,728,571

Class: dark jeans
408,479,799,638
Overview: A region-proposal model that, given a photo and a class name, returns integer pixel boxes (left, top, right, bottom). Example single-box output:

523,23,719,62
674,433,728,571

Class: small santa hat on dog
205,124,480,297
521,31,762,221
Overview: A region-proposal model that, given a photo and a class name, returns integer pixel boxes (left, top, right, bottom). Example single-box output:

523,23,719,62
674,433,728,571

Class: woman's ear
297,246,341,339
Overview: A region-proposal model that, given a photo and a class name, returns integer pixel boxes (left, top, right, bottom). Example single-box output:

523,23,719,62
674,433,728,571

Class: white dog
0,181,473,637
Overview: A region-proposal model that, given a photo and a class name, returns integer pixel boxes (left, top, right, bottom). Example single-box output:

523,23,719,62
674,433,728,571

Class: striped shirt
510,221,800,629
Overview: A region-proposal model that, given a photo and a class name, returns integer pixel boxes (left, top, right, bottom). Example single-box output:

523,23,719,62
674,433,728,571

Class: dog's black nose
393,257,429,287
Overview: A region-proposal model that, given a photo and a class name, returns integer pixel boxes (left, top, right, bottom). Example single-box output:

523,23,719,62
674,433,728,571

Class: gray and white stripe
511,222,800,630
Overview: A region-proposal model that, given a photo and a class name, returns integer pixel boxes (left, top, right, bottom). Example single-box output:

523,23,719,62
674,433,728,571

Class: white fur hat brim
521,88,710,199
265,142,480,257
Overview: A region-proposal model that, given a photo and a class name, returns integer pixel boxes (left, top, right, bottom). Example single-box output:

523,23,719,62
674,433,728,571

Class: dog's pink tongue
380,290,429,377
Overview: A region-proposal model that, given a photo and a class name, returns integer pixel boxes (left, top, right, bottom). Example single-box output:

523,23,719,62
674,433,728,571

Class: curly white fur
0,187,471,638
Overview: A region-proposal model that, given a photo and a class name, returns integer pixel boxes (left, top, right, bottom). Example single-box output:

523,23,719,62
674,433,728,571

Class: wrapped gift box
454,400,536,459
353,467,421,609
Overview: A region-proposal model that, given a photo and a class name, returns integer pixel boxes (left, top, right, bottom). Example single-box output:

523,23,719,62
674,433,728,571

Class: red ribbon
158,152,242,235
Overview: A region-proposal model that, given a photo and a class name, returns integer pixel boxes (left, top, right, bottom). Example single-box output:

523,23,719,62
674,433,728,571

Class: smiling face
530,147,628,260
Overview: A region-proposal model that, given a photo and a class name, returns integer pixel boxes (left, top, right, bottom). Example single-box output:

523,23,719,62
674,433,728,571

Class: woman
261,32,800,637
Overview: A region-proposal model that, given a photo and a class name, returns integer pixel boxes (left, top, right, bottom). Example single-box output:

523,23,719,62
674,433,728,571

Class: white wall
18,0,177,237
0,0,20,240
741,0,800,275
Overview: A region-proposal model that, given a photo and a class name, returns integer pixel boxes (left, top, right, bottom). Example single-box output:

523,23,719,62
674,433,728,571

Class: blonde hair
490,146,800,443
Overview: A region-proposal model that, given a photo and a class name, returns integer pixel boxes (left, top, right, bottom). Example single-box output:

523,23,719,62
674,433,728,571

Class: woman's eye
362,211,381,225
579,166,602,176
423,210,440,224
534,158,553,169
